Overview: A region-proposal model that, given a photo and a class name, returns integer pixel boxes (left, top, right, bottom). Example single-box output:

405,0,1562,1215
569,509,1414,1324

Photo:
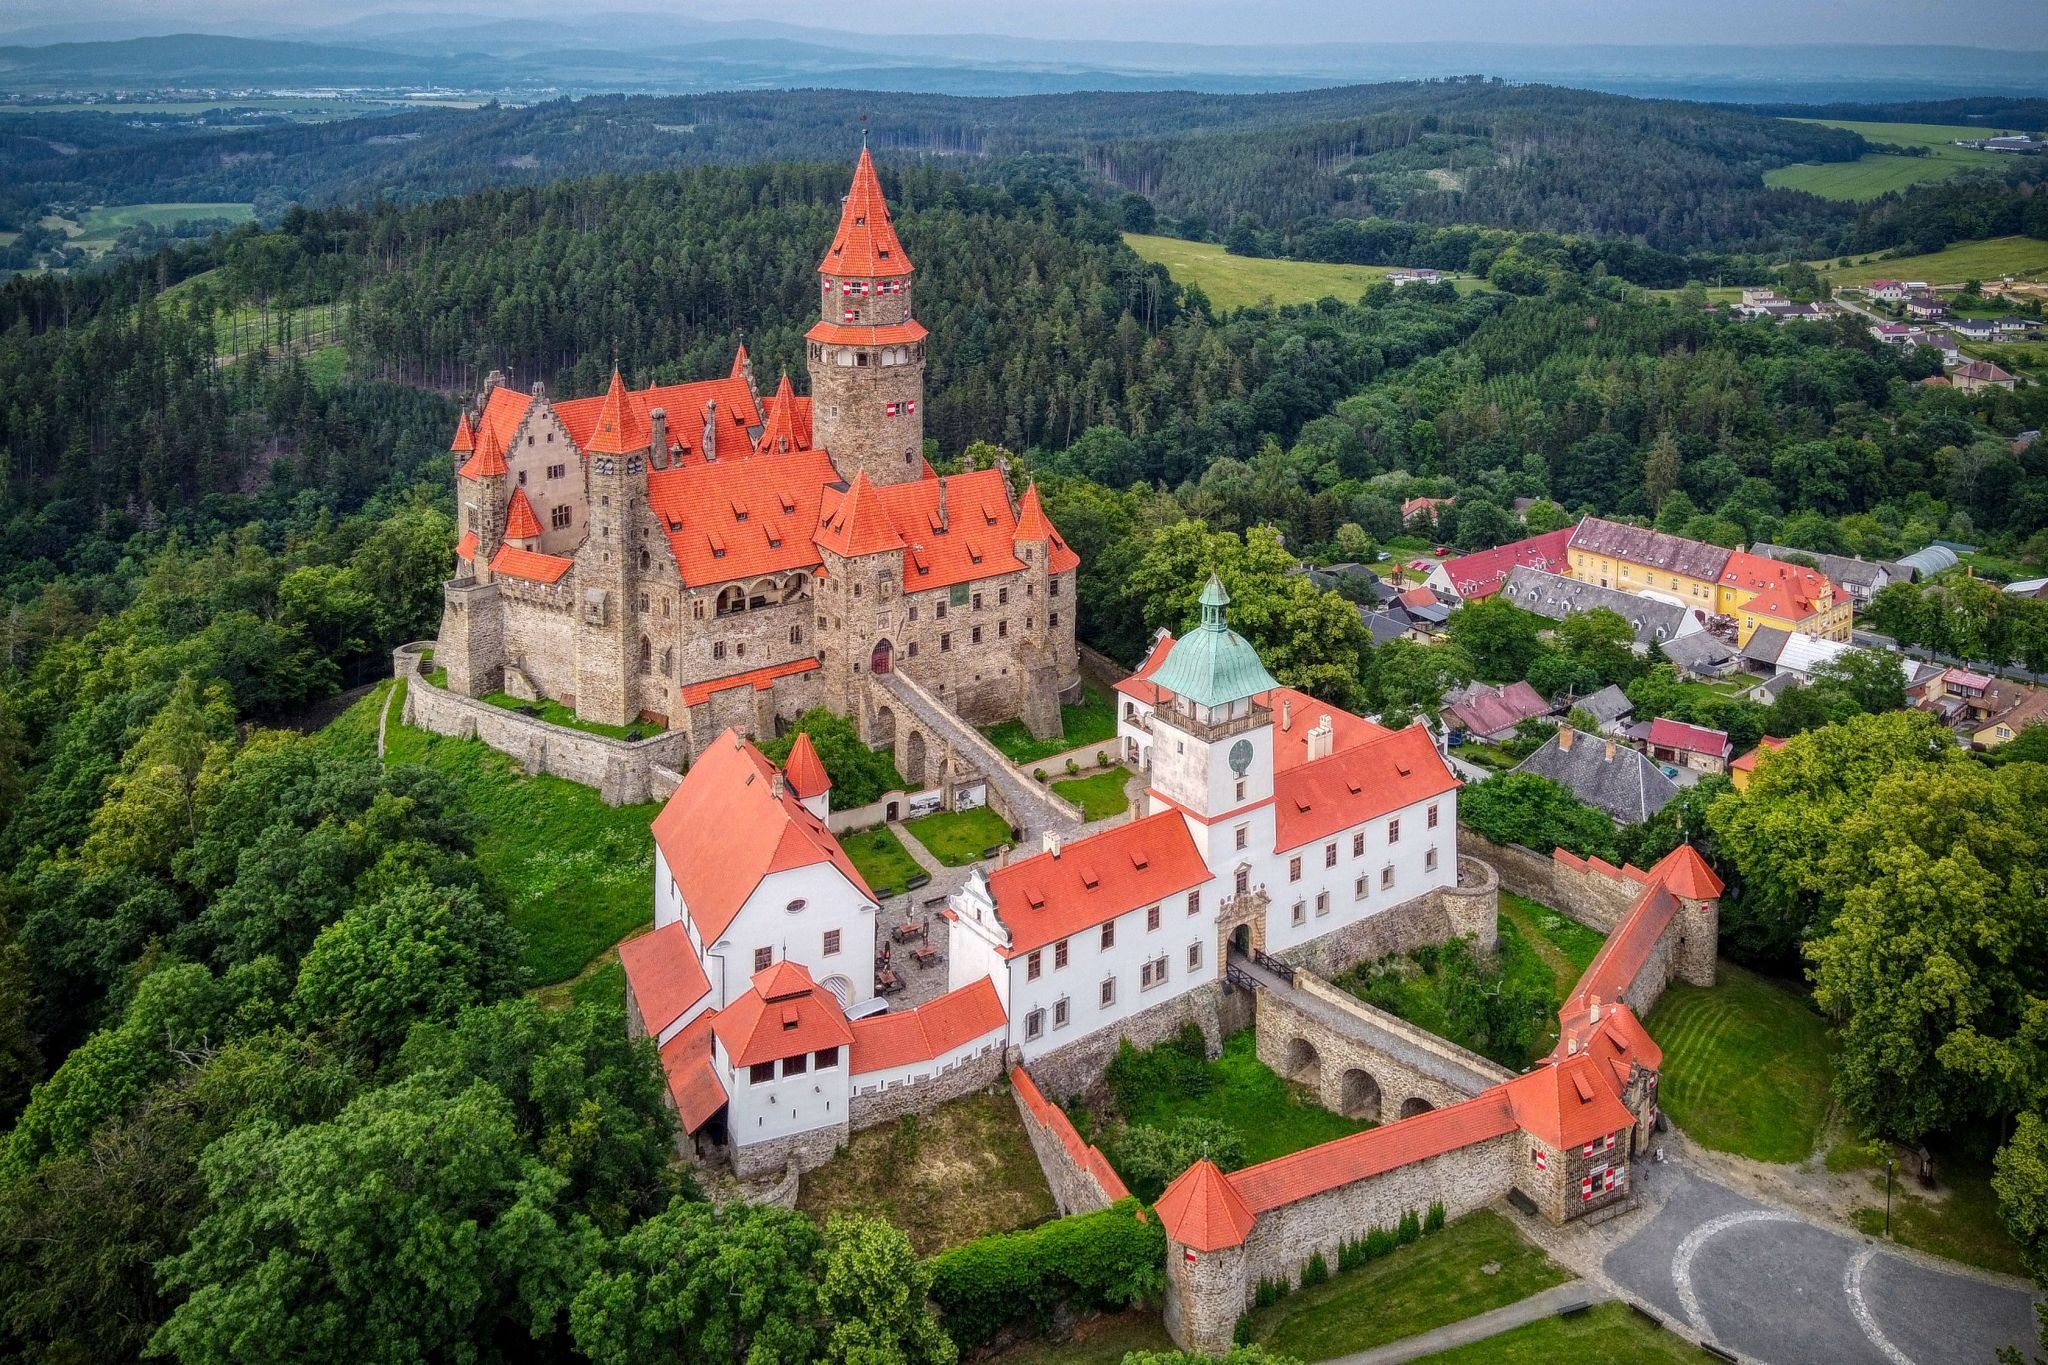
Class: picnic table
910,944,939,968
876,968,902,995
892,919,929,944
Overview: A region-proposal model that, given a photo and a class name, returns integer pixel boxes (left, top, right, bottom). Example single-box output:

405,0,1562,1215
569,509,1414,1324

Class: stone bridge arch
1339,1067,1382,1121
1282,1036,1322,1092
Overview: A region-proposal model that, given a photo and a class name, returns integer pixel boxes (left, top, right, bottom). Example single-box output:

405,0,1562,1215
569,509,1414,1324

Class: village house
1728,736,1787,792
1497,565,1706,649
1513,727,1678,823
1867,279,1908,302
1952,360,2018,393
1907,293,1948,320
1423,527,1575,602
1440,681,1553,742
1563,519,1851,645
1641,717,1733,774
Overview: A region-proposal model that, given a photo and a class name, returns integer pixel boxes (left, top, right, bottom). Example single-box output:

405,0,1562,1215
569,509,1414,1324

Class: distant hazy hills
2,27,2046,102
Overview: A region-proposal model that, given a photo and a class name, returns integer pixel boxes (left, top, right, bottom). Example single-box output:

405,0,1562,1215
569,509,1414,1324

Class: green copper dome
1147,575,1280,710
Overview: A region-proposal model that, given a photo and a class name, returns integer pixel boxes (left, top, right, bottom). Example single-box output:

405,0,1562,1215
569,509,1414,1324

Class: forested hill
3,80,1867,251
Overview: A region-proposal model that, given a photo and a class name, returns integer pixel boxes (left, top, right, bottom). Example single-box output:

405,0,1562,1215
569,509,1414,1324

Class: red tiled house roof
679,658,822,710
1437,528,1574,600
659,1010,726,1133
450,411,474,453
502,486,543,540
712,961,854,1068
1013,483,1081,574
617,922,711,1038
1646,717,1731,759
819,146,913,278
1273,726,1459,853
987,810,1209,957
849,977,1005,1073
1153,1159,1256,1251
647,446,839,587
1115,631,1177,706
783,732,832,800
817,466,1032,592
489,545,574,583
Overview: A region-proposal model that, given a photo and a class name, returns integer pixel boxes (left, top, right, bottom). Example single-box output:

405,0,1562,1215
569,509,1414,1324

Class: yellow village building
1566,517,1851,646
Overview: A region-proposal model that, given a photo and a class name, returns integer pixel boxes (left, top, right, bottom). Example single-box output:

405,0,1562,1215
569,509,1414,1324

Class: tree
761,708,905,809
1996,1112,2048,1291
1445,596,1543,683
1457,773,1622,863
1521,500,1570,534
1644,434,1683,511
1449,497,1516,550
1555,608,1641,687
1332,522,1376,562
1810,648,1907,716
1115,1116,1245,1202
1862,580,1931,647
816,1216,958,1365
1366,639,1475,716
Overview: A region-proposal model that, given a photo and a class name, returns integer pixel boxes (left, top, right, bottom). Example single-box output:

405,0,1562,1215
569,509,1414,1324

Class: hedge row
927,1198,1166,1349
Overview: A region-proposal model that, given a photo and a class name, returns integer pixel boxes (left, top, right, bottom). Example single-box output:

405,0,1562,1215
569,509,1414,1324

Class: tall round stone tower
806,148,925,487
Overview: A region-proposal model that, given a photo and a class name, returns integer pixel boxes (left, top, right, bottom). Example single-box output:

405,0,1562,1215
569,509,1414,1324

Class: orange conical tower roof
584,368,651,456
731,343,750,381
450,410,475,453
820,147,913,278
458,417,509,480
816,469,905,558
756,374,807,454
1649,843,1723,900
1013,482,1081,573
784,732,832,800
1154,1159,1256,1252
503,486,543,540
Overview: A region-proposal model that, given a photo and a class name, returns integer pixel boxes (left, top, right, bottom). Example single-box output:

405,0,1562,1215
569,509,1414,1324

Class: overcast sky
11,0,2048,46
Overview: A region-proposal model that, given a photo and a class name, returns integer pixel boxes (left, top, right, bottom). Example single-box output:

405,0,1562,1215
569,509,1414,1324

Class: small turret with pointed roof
756,373,808,455
450,410,474,454
502,486,543,545
730,343,755,401
783,732,833,819
583,368,651,457
458,415,509,480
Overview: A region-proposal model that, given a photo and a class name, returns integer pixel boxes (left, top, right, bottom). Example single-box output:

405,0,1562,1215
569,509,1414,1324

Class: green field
837,826,925,896
1767,120,2018,202
1818,235,2048,288
1645,961,1835,1163
53,202,256,255
1122,233,1485,311
1413,1301,1717,1364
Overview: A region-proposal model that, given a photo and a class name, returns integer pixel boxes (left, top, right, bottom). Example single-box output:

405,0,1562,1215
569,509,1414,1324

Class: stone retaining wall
1458,827,1636,931
1024,980,1249,1102
395,644,685,806
849,1043,1006,1132
732,1122,850,1181
1010,1066,1128,1216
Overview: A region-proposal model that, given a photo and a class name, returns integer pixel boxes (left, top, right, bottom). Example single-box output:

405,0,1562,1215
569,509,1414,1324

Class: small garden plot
983,681,1119,765
797,1091,1056,1255
837,827,925,896
904,803,1012,866
1052,766,1131,820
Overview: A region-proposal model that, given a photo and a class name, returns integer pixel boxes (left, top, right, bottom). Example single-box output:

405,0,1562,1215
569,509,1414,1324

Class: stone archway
1399,1097,1435,1119
1230,924,1253,957
1340,1068,1383,1122
872,705,897,748
871,638,894,675
904,729,928,788
1284,1037,1321,1091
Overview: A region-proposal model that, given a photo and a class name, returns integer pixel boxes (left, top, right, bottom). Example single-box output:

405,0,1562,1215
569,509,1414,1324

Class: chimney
1589,994,1602,1023
1604,741,1616,761
702,399,718,462
937,477,949,531
1558,728,1574,751
771,770,786,801
1042,830,1062,859
1281,697,1293,732
1307,715,1334,761
484,367,507,396
649,407,669,470
530,379,546,401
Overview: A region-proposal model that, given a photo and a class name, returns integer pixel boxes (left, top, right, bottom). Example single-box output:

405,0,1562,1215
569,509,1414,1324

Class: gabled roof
1646,717,1731,758
711,960,854,1068
1014,483,1081,574
450,410,474,453
617,922,711,1038
489,545,574,583
815,469,906,558
1155,1159,1258,1251
1435,527,1575,600
754,374,813,454
1441,681,1551,740
659,1010,726,1133
1740,625,1792,667
1512,728,1677,825
553,374,762,462
1268,690,1389,771
783,732,832,800
818,467,1034,591
1569,517,1733,582
582,368,652,456
1503,1051,1639,1151
849,977,1005,1074
647,446,837,587
651,730,874,946
1274,724,1459,853
820,147,913,278
1497,567,1697,647
502,486,543,540
987,810,1209,957
1576,684,1635,724
679,657,821,709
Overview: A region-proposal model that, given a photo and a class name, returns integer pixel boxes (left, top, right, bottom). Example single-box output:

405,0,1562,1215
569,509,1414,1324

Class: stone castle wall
1010,1065,1129,1216
1457,827,1639,931
848,1042,1006,1132
733,1121,850,1181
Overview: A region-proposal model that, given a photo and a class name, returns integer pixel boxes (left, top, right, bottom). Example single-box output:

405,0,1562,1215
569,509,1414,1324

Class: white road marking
1671,1208,1801,1334
1846,1246,1918,1365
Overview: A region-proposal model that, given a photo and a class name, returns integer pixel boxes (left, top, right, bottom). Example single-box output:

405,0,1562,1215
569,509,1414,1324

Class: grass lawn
1245,1211,1570,1361
1114,1030,1369,1167
838,826,925,895
1411,1300,1717,1364
1123,233,1488,311
322,681,660,986
984,681,1119,766
1834,1138,2027,1278
1767,120,2018,202
1451,740,1517,771
1645,961,1833,1163
479,690,663,740
797,1090,1056,1255
1052,766,1131,820
1341,909,1567,1068
1817,235,2048,288
980,1311,1174,1365
1498,892,1606,993
904,804,1013,866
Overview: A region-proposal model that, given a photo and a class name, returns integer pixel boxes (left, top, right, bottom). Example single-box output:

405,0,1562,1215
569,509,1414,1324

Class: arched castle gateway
431,149,1081,759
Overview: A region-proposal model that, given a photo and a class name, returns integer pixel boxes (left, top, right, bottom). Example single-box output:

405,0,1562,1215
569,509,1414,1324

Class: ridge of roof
849,977,1005,1074
1014,483,1081,574
815,469,906,558
987,809,1209,957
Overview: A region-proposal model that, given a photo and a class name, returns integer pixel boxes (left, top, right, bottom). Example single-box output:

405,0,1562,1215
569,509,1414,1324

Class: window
749,1062,775,1085
972,592,983,610
1388,818,1401,844
1353,831,1365,857
1101,922,1115,950
1355,875,1368,900
713,642,727,661
1053,997,1070,1028
1235,866,1250,895
550,504,571,530
998,620,1008,639
940,633,952,653
823,929,841,956
1425,848,1439,872
1325,841,1338,868
547,462,566,479
908,642,919,657
908,605,918,622
1050,612,1060,627
1235,825,1248,851
1147,905,1161,932
1025,1009,1044,1040
1316,891,1329,916
1054,938,1069,969
1099,978,1116,1008
1027,950,1042,981
1427,803,1439,829
1188,942,1203,971
1234,777,1247,802
786,899,807,914
753,946,772,971
1187,890,1201,916
1140,956,1169,989
1381,866,1395,890
972,626,982,645
998,586,1009,605
1292,900,1306,926
815,1046,839,1069
935,600,947,619
1289,856,1302,883
1051,578,1062,597
783,1053,808,1077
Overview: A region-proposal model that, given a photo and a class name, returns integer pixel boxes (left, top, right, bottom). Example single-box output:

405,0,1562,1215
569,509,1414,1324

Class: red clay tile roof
679,657,822,709
731,344,750,382
553,375,761,462
450,411,474,453
803,320,930,346
1729,736,1787,773
1274,725,1459,853
647,446,838,587
582,368,651,456
1646,842,1723,900
818,467,1033,591
988,809,1209,958
850,977,1005,1074
651,729,871,945
783,732,832,799
1741,581,1825,624
712,960,854,1068
820,147,913,278
754,374,813,454
502,486,543,540
455,531,478,561
1402,496,1452,521
1014,483,1081,574
458,414,510,480
1227,1090,1520,1214
489,545,574,584
1268,690,1389,770
1115,632,1176,705
1442,682,1550,740
1570,883,1679,1014
659,1009,726,1133
1437,528,1574,600
815,469,904,558
1155,1159,1258,1251
1646,717,1730,758
1503,1053,1639,1151
473,385,532,465
617,922,711,1038
1012,1067,1130,1203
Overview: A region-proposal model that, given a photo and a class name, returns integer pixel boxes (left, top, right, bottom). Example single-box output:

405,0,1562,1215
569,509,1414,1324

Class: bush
1300,1251,1329,1288
759,707,901,810
1034,767,1048,782
1104,1024,1214,1115
1095,750,1109,767
1425,1201,1446,1234
1066,757,1081,775
1114,1116,1246,1202
927,1199,1164,1350
1458,771,1622,864
1253,1275,1290,1309
1397,1209,1422,1245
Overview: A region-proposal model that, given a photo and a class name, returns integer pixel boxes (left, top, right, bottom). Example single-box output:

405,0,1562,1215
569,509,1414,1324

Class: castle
432,149,1081,758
